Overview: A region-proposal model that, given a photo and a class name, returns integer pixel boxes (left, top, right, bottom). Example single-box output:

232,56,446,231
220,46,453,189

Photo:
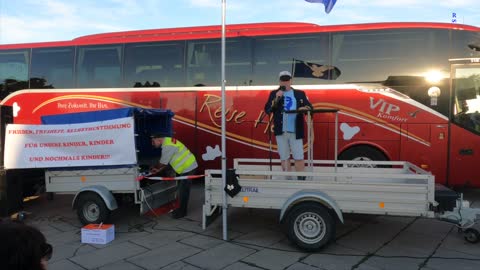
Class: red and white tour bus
0,22,479,189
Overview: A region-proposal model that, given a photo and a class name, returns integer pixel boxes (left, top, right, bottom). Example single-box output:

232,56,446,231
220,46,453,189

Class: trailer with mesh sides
203,159,480,251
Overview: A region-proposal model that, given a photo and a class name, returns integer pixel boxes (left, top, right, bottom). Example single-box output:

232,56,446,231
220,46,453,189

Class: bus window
333,29,451,115
452,30,480,59
0,49,29,99
76,45,123,88
453,67,480,132
253,34,328,85
30,47,74,89
186,38,252,86
124,42,185,87
332,29,449,83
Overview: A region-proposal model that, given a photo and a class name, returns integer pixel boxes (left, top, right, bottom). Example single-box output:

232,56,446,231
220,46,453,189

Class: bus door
448,59,480,188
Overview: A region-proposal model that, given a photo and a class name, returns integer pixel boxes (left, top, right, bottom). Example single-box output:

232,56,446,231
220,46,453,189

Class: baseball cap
278,71,292,79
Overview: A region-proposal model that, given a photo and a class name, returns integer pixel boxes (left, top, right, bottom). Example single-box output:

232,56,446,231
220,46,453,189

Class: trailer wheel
285,202,335,251
464,228,480,243
76,192,110,225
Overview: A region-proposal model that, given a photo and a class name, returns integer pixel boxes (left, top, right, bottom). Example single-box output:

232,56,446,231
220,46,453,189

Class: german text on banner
4,117,137,169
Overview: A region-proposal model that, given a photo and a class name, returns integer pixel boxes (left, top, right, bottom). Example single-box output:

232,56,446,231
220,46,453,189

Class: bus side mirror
428,86,441,106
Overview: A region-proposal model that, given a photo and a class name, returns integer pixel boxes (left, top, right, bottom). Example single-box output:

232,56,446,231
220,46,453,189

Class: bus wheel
285,202,335,251
76,193,110,225
464,228,480,243
339,145,387,167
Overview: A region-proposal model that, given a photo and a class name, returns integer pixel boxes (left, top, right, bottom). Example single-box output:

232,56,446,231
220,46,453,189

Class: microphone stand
258,111,275,175
268,113,274,174
257,109,274,175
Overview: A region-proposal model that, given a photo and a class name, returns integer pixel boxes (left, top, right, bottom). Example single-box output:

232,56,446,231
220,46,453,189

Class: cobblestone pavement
19,183,480,270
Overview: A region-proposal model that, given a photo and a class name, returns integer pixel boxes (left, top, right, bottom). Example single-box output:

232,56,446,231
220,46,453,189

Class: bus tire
339,145,388,167
76,192,110,225
285,202,335,251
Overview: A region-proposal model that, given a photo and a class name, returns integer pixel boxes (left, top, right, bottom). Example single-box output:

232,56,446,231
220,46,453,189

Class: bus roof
0,21,479,49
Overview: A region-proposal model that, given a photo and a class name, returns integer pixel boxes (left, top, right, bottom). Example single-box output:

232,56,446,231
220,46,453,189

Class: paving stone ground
17,184,480,270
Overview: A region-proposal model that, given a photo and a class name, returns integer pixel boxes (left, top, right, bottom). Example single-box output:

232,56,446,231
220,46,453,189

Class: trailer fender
72,185,118,211
279,190,344,223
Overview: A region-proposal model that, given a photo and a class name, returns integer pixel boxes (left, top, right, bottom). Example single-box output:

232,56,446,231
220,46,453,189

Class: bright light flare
425,70,444,84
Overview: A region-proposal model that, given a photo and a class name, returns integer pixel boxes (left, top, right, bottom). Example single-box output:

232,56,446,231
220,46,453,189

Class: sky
0,0,478,44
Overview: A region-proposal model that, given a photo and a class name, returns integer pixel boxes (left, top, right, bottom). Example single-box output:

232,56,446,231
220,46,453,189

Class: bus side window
187,42,216,86
0,50,29,99
30,47,74,89
331,29,449,84
76,45,123,88
253,34,328,85
124,41,185,87
187,38,254,87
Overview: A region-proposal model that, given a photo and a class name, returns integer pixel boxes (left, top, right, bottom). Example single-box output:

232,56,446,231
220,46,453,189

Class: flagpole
221,0,228,241
291,58,296,78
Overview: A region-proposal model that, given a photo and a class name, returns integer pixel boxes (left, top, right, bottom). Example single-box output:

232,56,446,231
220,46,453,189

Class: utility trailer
203,159,480,251
40,108,178,225
45,166,176,225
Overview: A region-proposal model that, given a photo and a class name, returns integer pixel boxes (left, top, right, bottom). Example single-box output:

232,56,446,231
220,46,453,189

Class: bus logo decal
13,102,21,117
369,97,400,115
340,123,360,140
202,145,221,161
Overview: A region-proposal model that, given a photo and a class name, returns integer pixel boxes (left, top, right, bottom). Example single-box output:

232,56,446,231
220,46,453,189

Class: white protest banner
4,117,137,169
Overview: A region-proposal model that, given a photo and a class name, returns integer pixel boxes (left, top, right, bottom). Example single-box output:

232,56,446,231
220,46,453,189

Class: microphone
275,86,286,101
271,86,285,110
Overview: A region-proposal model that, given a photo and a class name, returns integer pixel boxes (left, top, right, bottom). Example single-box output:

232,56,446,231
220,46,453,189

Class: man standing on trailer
264,71,312,179
150,133,198,218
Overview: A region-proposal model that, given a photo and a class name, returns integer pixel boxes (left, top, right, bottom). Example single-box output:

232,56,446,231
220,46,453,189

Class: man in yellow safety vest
150,133,198,218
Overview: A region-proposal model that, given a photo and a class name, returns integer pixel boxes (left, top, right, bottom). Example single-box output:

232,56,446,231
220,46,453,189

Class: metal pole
335,112,338,173
307,111,313,172
221,0,228,241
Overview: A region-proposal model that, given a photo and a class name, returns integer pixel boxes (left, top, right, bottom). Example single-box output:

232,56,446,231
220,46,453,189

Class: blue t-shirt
282,90,297,132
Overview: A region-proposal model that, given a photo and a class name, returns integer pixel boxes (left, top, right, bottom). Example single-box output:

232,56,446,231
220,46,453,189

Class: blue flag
305,0,337,14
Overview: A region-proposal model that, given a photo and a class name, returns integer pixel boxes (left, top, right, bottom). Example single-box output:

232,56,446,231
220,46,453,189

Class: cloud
0,0,478,44
42,0,76,16
341,0,422,7
0,0,147,44
188,0,219,8
437,0,478,7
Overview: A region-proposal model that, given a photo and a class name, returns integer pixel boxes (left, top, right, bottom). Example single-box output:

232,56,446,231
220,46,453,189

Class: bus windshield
453,30,480,59
453,65,480,132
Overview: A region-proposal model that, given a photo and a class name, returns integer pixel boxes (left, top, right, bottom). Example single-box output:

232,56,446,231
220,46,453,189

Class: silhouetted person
0,221,52,270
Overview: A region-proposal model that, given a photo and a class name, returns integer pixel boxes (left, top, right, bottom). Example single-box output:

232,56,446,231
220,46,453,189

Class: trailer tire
76,192,110,225
464,228,480,243
285,202,335,251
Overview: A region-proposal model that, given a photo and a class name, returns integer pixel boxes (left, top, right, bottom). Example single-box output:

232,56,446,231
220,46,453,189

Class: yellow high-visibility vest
162,137,196,174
